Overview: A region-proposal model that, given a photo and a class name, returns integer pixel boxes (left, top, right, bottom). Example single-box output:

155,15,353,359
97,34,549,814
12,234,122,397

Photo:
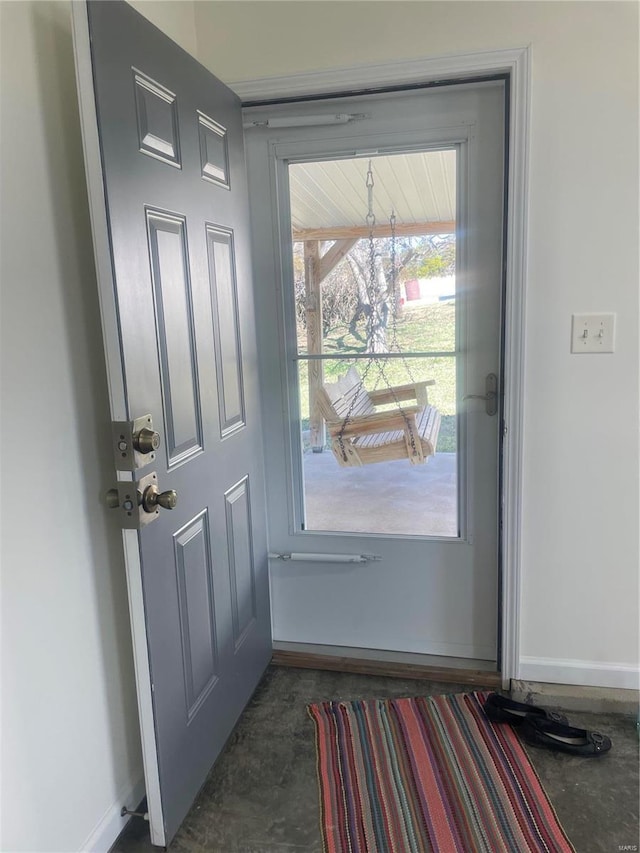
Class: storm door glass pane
289,151,459,538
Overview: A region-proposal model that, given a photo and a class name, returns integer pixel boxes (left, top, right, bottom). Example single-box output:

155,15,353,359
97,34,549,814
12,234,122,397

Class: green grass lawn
297,302,458,452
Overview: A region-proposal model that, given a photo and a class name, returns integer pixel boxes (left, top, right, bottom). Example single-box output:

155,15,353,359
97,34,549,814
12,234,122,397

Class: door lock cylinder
112,415,161,470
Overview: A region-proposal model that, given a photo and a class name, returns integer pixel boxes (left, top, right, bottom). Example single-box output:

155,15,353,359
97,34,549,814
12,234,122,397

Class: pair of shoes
482,693,612,757
519,716,612,757
483,693,567,726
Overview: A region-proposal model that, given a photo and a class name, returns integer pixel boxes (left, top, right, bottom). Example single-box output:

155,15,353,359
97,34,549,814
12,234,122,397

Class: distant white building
403,275,455,303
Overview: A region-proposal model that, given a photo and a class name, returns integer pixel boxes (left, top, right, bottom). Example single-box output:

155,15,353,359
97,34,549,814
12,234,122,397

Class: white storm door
245,83,505,665
73,1,271,845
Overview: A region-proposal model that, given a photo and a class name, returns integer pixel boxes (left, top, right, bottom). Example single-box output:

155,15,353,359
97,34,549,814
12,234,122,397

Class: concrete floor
302,451,457,537
115,666,639,853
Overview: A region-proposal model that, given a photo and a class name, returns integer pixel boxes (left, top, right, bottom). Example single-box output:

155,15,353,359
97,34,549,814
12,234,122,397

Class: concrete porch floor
302,450,458,537
116,666,639,853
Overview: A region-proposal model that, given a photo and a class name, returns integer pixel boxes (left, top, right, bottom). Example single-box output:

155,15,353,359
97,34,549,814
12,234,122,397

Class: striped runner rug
308,692,575,853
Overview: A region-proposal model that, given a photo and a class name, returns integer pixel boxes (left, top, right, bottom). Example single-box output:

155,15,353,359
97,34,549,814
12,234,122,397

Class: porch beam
293,220,455,242
317,237,358,283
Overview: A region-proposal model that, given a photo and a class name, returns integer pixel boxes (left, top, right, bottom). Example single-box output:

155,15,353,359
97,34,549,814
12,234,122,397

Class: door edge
71,2,166,844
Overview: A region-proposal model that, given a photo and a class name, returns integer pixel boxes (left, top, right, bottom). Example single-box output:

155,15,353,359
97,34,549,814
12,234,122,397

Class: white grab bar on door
268,552,381,564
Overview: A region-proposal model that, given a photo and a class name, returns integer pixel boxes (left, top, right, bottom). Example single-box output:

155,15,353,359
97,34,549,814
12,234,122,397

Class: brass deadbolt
142,484,178,513
134,427,161,455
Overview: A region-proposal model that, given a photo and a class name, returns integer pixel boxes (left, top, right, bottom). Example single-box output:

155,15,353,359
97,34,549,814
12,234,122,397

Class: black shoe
520,716,611,756
483,693,567,727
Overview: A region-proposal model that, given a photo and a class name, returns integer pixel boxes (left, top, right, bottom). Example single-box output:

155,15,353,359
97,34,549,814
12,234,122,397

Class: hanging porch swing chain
336,161,419,462
389,213,417,385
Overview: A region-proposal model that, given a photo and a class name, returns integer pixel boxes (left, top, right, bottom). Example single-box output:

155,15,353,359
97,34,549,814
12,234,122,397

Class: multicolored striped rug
308,692,575,853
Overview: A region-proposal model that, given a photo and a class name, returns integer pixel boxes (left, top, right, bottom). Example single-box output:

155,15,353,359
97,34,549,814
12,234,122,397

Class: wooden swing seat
317,366,441,467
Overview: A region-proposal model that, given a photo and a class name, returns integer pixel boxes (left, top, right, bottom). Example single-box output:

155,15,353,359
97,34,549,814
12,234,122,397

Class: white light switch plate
571,313,616,353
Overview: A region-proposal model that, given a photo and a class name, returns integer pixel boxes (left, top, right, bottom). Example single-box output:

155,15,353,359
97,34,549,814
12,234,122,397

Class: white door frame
233,47,531,689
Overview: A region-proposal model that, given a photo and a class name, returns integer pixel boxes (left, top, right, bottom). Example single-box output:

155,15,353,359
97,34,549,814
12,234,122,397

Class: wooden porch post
304,240,324,451
303,238,360,452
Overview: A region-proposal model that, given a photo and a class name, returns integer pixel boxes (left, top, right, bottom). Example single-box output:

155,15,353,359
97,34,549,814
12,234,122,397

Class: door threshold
271,642,501,688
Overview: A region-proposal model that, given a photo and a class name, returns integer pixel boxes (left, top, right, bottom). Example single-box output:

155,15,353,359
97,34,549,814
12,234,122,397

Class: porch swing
316,162,442,467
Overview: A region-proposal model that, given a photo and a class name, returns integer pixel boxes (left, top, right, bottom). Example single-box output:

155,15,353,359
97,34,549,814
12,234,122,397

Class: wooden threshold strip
271,649,501,689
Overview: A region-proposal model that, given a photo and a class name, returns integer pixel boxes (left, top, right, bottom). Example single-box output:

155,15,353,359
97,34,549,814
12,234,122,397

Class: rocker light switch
571,313,615,353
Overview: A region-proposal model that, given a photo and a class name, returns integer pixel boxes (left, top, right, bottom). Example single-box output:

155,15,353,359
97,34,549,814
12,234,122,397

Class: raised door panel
146,209,203,467
206,226,245,437
133,69,181,167
198,112,230,188
224,477,257,649
174,510,219,722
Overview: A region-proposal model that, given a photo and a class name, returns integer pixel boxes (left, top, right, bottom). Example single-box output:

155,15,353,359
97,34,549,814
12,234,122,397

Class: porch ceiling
289,150,456,240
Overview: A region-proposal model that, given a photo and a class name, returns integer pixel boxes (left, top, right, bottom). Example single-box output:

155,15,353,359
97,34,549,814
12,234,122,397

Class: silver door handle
105,473,177,529
463,373,498,416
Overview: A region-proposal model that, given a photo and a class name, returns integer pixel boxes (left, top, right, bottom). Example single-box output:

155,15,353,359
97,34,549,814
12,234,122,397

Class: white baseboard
80,774,145,853
519,657,640,690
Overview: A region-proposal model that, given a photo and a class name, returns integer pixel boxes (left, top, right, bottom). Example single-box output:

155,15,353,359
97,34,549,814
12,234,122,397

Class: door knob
463,373,498,416
133,427,161,454
105,473,175,528
142,484,178,513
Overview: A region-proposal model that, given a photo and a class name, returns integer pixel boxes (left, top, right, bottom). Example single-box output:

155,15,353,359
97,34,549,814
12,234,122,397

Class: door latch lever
463,373,498,416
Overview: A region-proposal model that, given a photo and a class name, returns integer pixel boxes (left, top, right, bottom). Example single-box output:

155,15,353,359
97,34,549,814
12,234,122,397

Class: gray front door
74,1,271,844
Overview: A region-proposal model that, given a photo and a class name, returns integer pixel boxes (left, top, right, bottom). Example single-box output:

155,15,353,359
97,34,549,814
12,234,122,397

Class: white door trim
229,47,529,103
234,47,531,688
